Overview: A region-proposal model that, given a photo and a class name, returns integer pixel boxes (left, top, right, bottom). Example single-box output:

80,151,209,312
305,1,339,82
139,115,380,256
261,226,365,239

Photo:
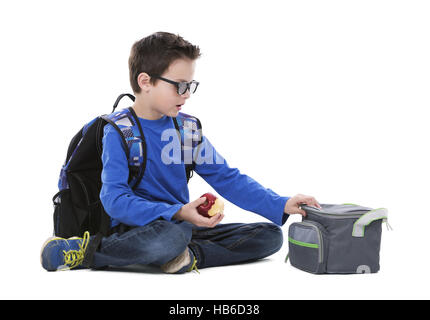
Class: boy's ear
137,72,152,92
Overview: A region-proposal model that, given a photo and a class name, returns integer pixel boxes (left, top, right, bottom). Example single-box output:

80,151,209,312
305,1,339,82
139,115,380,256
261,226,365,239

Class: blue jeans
90,219,283,270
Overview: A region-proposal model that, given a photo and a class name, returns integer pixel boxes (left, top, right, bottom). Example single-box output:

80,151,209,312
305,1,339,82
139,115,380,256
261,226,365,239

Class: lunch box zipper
299,221,324,264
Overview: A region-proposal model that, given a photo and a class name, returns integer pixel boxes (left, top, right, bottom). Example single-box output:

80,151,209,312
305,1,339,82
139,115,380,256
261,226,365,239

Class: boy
41,31,321,273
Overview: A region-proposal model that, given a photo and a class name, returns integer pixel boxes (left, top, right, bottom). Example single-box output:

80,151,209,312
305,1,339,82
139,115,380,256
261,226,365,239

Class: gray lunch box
286,203,389,274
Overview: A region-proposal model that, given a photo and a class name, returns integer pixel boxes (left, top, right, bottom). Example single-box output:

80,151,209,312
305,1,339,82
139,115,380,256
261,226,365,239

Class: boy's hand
284,194,321,217
174,196,224,228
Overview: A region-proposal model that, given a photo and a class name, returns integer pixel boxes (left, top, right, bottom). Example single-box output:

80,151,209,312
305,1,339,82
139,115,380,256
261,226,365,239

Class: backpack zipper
73,173,91,206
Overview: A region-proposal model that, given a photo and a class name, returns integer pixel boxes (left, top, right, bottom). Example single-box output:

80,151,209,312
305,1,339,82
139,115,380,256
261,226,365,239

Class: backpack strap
173,112,203,183
101,107,147,189
101,97,203,187
111,93,135,113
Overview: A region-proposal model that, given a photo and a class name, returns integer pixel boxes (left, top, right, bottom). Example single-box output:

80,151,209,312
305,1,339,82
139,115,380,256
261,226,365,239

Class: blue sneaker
40,231,90,271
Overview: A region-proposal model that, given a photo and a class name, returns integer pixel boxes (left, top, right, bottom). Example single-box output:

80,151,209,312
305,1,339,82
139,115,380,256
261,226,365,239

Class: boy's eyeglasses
149,74,199,95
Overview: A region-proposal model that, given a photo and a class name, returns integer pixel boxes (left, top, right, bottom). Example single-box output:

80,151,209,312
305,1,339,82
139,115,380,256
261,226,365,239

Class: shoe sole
161,249,191,274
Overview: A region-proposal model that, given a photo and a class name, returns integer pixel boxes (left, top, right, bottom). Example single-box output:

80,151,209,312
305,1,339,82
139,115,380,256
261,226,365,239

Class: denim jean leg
90,219,192,269
190,222,283,269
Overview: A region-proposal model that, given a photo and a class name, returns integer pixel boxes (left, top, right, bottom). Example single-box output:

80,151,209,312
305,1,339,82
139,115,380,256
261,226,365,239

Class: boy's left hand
284,194,321,217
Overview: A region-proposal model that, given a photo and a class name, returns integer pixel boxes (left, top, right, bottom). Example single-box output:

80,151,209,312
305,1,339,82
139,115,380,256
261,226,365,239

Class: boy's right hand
173,196,224,228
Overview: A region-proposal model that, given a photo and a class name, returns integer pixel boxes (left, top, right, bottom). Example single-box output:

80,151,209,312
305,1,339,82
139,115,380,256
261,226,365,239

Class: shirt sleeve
193,135,290,226
99,124,183,227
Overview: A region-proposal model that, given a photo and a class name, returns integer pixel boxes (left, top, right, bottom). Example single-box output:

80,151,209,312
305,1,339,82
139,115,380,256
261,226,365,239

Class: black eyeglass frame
149,74,200,95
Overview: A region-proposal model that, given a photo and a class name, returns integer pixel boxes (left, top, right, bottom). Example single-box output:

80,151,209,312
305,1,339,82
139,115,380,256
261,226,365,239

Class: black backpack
52,93,202,265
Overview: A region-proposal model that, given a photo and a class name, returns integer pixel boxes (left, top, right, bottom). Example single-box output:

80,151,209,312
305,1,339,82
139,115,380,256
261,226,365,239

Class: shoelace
187,257,200,274
62,231,90,270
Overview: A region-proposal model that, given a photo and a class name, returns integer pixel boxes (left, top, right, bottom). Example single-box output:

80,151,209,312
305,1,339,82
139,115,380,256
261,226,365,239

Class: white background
0,0,429,299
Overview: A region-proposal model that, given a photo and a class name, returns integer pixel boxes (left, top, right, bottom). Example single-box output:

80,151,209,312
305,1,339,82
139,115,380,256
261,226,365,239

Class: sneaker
161,247,199,274
40,231,90,271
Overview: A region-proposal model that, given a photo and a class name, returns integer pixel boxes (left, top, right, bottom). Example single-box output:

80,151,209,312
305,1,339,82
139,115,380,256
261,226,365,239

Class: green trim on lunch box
288,237,319,249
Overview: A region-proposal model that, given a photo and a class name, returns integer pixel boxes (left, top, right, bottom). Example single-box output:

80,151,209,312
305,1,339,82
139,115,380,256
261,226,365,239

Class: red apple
197,193,224,217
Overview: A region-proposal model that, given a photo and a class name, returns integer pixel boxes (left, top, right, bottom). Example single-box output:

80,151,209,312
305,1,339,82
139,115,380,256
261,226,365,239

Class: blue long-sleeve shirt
100,113,290,228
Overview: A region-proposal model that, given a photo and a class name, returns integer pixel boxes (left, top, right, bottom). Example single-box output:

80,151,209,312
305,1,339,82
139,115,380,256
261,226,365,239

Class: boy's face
139,57,196,119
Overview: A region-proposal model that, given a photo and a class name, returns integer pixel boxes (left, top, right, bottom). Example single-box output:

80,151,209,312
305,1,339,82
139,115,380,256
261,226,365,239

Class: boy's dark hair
128,31,202,94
